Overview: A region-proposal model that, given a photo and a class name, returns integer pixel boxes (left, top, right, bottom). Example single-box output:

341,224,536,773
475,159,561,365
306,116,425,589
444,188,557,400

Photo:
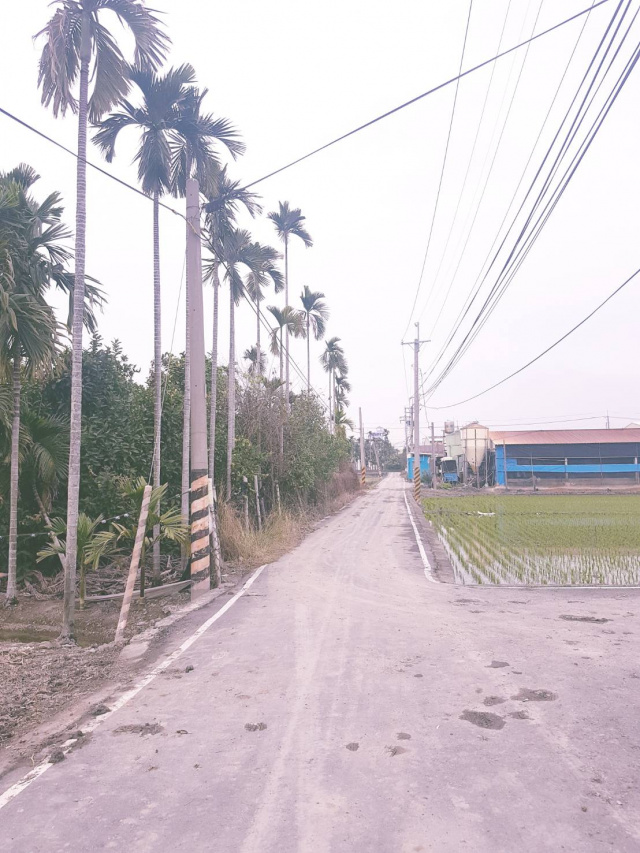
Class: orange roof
490,429,640,446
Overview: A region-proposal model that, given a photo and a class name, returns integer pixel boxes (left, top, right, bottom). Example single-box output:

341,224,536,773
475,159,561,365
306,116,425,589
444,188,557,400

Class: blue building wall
495,444,640,485
407,453,432,481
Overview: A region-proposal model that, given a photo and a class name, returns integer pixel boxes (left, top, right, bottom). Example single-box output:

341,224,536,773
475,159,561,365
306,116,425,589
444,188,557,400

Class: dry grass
218,468,362,571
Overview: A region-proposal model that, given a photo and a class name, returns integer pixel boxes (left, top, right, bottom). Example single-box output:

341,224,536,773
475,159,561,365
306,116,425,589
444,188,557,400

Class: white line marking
403,490,437,583
0,564,268,811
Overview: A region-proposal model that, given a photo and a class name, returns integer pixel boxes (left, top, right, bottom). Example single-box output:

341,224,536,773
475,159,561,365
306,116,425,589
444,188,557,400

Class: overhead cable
429,265,640,409
240,1,611,191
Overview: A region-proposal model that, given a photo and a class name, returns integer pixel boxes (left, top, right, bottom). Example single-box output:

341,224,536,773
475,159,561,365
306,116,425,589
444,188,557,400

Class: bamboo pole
208,478,222,588
254,475,262,531
115,484,152,644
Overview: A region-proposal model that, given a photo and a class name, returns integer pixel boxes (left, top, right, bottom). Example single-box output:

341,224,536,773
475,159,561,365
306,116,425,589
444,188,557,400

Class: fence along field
422,495,640,586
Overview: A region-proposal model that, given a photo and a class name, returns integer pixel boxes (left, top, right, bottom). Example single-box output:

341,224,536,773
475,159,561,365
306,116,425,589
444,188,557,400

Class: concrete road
2,474,639,852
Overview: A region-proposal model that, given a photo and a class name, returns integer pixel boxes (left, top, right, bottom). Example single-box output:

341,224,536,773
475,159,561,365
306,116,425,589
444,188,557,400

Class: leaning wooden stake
208,478,222,588
254,474,262,531
115,484,152,644
276,483,282,516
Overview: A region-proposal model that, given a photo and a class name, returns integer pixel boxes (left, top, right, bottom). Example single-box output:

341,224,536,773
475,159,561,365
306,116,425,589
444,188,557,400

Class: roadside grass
219,468,362,572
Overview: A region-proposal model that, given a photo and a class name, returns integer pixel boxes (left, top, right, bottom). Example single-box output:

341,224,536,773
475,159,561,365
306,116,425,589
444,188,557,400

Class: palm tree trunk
306,315,311,392
5,358,21,604
208,257,220,482
256,299,261,375
62,16,90,639
181,154,192,570
152,190,161,583
284,236,290,407
279,328,284,463
226,295,236,498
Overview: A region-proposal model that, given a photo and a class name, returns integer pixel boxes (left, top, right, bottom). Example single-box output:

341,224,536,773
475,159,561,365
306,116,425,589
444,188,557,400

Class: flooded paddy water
422,494,640,585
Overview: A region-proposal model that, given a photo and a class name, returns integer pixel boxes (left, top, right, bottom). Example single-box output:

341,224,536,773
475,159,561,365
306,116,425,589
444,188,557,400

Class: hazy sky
2,0,639,446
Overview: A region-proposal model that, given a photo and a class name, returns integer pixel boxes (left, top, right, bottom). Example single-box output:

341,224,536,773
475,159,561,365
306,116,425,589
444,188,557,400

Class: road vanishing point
1,475,639,852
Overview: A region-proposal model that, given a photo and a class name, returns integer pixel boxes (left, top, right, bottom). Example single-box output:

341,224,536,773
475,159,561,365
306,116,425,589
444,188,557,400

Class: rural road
1,474,639,852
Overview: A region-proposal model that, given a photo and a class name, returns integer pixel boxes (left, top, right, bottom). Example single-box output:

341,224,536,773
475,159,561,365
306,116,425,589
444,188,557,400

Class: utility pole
359,408,366,486
402,325,430,503
431,422,437,490
186,178,211,599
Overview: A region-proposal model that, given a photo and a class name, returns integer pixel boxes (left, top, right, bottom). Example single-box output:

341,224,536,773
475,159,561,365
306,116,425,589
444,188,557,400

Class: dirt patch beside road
0,593,187,752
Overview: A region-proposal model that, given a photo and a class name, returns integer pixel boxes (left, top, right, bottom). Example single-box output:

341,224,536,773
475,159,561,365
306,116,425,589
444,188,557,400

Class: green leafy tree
0,165,98,604
37,0,169,638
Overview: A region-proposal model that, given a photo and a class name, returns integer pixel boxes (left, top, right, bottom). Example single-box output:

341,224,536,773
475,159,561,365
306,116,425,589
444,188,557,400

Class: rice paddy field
422,494,640,586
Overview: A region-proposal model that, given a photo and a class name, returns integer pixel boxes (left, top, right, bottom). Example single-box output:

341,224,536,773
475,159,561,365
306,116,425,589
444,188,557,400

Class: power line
429,265,640,409
423,0,596,355
420,0,629,392
0,106,188,223
420,2,639,398
422,0,543,335
241,1,610,191
402,0,474,338
416,0,516,327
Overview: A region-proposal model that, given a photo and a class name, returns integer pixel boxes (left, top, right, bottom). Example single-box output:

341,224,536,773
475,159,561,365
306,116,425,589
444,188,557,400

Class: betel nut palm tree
243,346,266,376
36,0,169,638
267,306,306,390
0,166,100,604
320,337,347,433
203,168,261,482
170,91,244,542
94,63,198,581
268,305,305,462
243,244,283,378
219,228,280,498
300,286,329,392
267,201,312,405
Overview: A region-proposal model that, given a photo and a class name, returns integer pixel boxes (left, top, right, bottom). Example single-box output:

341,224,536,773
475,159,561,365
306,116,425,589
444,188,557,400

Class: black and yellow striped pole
186,177,211,598
359,407,366,486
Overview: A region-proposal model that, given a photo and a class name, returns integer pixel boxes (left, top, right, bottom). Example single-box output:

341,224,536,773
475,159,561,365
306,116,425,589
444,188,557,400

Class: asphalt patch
511,688,557,702
245,722,267,732
346,742,359,751
386,745,408,756
397,732,412,740
560,615,610,624
113,723,164,736
483,696,506,707
488,661,509,668
460,710,505,730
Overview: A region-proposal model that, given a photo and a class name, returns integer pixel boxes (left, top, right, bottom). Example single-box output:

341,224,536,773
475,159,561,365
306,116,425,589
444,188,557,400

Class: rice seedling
422,495,640,586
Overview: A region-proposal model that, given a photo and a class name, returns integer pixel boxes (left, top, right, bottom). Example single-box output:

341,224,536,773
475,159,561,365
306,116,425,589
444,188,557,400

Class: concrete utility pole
186,178,211,599
359,408,366,486
413,326,421,502
431,421,437,490
402,325,429,502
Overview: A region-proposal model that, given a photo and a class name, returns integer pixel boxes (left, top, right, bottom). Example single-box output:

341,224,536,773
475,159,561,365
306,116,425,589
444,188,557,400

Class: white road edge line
403,490,437,584
0,563,268,811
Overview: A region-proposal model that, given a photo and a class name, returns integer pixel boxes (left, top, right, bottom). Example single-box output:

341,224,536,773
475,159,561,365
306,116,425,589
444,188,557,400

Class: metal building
492,428,640,488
